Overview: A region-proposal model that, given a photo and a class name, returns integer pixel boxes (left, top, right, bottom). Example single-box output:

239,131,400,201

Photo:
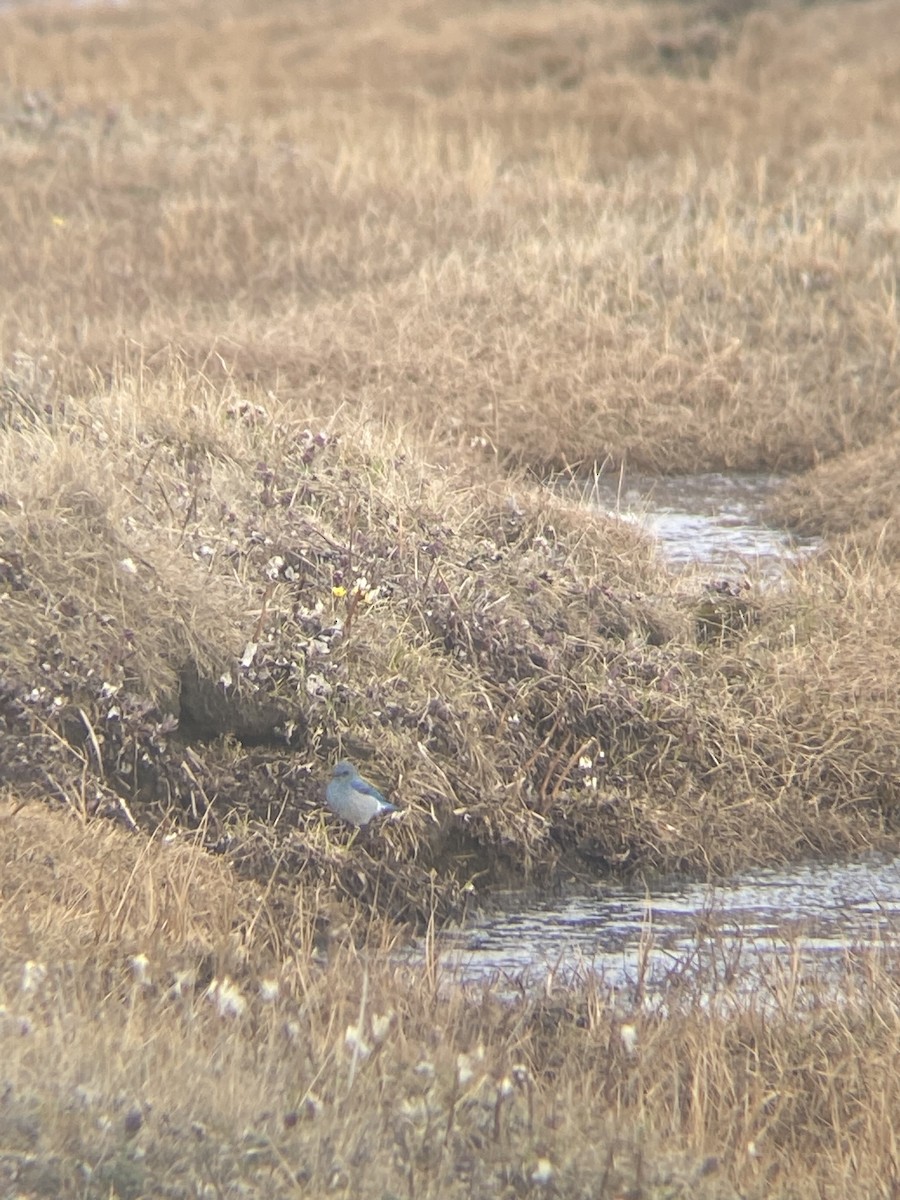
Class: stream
572,470,820,575
438,858,900,1000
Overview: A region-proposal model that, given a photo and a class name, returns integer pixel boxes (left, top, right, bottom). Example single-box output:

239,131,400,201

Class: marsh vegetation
1,0,900,1194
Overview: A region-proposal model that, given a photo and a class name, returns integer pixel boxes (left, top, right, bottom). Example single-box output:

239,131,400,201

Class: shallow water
571,471,820,573
436,857,900,999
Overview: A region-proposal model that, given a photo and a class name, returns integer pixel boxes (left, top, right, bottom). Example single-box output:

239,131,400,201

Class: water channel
427,474,899,998
438,859,900,1002
572,470,820,575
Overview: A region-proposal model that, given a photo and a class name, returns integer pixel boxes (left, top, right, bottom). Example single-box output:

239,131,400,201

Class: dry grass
2,0,900,473
0,0,899,911
770,429,900,561
3,0,900,1193
5,796,900,1200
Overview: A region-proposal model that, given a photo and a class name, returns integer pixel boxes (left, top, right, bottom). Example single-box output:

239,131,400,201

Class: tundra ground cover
2,0,900,1194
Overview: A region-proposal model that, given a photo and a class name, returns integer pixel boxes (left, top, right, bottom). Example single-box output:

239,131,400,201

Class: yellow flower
332,585,347,598
51,215,67,227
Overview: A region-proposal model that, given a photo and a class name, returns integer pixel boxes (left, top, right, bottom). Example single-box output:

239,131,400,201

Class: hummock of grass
2,364,900,922
0,0,899,922
4,797,900,1200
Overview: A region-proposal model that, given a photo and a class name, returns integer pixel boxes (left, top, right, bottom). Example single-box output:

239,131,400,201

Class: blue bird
325,760,398,827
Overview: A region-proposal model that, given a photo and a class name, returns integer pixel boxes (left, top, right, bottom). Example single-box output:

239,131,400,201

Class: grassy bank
1,0,899,922
3,0,900,1195
2,370,899,921
770,430,900,562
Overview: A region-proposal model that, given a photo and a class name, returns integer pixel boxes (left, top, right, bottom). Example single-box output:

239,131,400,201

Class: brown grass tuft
770,430,900,561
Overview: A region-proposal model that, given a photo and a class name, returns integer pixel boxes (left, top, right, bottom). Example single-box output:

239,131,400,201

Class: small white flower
498,1076,514,1098
400,1098,428,1120
129,954,151,986
344,1024,371,1059
284,1020,302,1042
259,978,279,1003
456,1045,484,1087
620,1024,638,1055
370,1012,393,1043
578,755,592,770
168,970,196,999
206,978,246,1019
21,961,47,994
456,1054,475,1087
531,1158,554,1185
119,557,138,576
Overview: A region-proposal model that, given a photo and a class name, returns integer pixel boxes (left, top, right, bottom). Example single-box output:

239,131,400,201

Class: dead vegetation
0,0,898,915
770,430,900,562
2,0,900,1194
2,1,900,473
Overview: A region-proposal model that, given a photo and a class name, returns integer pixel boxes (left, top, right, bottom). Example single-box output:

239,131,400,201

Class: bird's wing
351,777,386,802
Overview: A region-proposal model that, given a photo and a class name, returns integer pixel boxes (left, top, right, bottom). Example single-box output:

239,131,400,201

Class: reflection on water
434,857,900,1000
571,471,820,573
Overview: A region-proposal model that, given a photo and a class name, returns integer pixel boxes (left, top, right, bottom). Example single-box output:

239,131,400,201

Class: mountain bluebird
325,760,398,826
